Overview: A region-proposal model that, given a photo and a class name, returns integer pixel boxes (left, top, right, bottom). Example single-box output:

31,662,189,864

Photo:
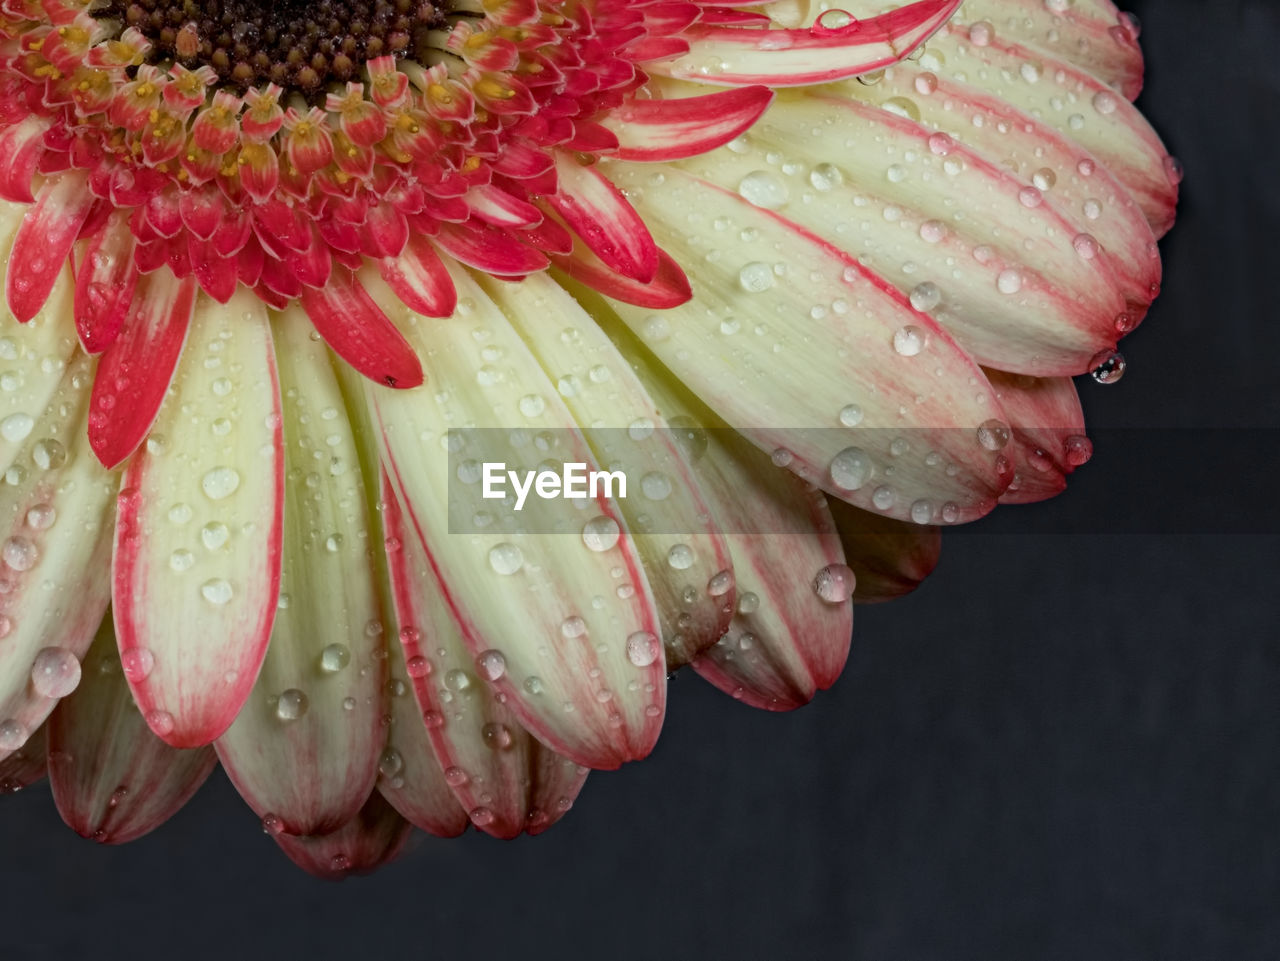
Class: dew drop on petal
30,647,81,698
737,170,789,209
0,718,27,751
2,536,38,572
488,542,523,575
476,649,507,682
200,467,241,500
582,516,620,552
667,544,694,570
121,647,155,681
0,413,33,443
707,569,734,597
625,631,661,668
996,269,1023,295
319,643,351,673
200,578,233,605
738,261,776,293
275,689,308,722
893,326,925,356
830,447,873,491
976,419,1012,451
813,564,856,604
146,710,175,737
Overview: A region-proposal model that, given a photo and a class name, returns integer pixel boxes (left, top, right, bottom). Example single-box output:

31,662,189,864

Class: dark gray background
3,1,1277,957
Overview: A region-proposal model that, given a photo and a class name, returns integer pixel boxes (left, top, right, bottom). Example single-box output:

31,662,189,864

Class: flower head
0,0,1177,875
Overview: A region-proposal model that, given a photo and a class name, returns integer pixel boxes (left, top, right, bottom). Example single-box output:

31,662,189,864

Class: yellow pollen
462,155,482,173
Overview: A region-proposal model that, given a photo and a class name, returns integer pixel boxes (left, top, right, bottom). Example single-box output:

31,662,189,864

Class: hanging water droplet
121,647,155,681
146,710,175,737
482,722,514,750
275,689,308,721
378,748,404,779
1089,349,1126,385
910,499,934,524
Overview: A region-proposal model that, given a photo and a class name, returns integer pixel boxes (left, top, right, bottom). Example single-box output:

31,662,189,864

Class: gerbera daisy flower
0,0,1177,875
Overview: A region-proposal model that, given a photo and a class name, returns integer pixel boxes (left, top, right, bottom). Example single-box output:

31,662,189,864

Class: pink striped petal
48,616,217,844
984,369,1088,505
300,267,424,389
464,183,544,228
827,500,941,604
74,213,139,354
602,86,774,162
214,307,386,836
112,289,283,748
274,790,413,879
0,117,49,204
382,478,587,838
377,235,459,317
360,267,666,769
6,171,95,323
650,0,960,86
0,353,117,763
88,271,197,469
377,606,469,838
546,151,659,283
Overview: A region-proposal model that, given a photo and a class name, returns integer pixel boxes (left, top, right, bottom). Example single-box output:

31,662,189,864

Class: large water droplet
31,647,81,698
582,516,621,552
2,536,38,572
275,689,308,721
121,647,155,681
1089,349,1126,385
737,170,789,209
829,447,873,491
200,578,233,605
813,564,856,604
488,542,524,575
625,631,660,668
201,467,240,500
319,643,351,673
476,649,507,682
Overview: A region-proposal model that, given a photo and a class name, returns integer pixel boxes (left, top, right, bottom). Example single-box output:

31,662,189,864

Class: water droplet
405,655,431,678
737,170,789,209
146,710,175,737
488,542,524,575
24,504,55,531
737,592,760,615
893,326,925,356
200,522,229,550
121,647,155,681
909,283,942,313
169,549,195,572
1089,349,1126,385
996,269,1023,295
1064,434,1094,467
707,570,734,597
813,564,856,604
201,467,240,500
476,649,507,681
200,578,233,605
829,447,873,491
261,813,285,836
482,722,513,750
30,647,81,698
0,718,27,751
275,688,308,721
319,643,351,673
808,162,843,191
626,631,660,668
738,261,776,293
582,516,620,552
976,419,1011,451
518,394,545,418
379,748,404,779
444,668,473,693
561,615,587,639
667,543,694,570
2,536,38,572
0,413,33,443
910,499,934,524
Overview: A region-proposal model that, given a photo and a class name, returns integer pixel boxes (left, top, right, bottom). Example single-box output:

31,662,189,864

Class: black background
3,2,1277,957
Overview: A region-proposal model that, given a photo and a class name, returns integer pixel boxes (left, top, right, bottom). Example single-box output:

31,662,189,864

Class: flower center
93,0,451,95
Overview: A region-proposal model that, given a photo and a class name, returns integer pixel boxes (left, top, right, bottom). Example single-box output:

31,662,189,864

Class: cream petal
112,288,283,747
602,160,1009,524
478,271,734,668
360,265,666,769
214,306,386,836
273,789,413,879
0,352,116,762
48,615,217,844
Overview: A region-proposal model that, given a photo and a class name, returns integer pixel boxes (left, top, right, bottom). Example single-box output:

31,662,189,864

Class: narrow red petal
550,242,691,309
74,213,139,354
378,235,458,317
432,220,549,276
604,86,774,162
88,271,196,469
546,152,658,283
300,267,424,389
6,171,95,322
0,117,49,204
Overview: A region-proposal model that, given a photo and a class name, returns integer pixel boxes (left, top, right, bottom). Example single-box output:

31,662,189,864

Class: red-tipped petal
378,235,458,317
0,117,49,204
650,0,961,86
546,151,659,283
274,790,413,880
827,500,941,604
6,171,95,322
112,289,284,748
48,616,217,844
432,220,549,276
214,307,387,836
984,369,1088,505
0,724,46,794
382,477,587,838
88,271,197,469
550,242,691,309
300,267,424,389
603,86,774,162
